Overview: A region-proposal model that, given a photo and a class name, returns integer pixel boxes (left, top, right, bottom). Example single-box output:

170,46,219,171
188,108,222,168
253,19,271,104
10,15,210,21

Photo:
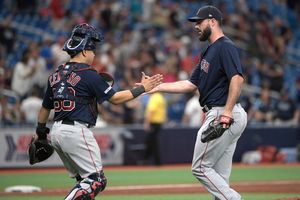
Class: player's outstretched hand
134,72,151,87
141,73,163,92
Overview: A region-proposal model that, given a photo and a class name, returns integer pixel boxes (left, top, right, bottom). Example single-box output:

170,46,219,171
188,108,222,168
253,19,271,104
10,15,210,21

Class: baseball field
1,164,300,200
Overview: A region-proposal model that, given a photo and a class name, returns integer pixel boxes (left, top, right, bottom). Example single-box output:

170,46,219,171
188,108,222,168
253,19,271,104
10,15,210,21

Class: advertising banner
0,127,126,168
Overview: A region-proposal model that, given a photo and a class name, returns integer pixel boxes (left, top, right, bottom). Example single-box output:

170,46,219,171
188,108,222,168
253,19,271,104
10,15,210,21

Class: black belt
61,119,92,128
202,105,225,113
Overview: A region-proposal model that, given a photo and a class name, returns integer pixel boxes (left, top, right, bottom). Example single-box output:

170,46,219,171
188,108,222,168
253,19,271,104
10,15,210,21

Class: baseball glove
201,115,234,143
28,136,54,165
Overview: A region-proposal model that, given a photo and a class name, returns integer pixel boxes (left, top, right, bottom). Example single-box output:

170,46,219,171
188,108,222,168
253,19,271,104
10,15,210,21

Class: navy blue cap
188,6,222,23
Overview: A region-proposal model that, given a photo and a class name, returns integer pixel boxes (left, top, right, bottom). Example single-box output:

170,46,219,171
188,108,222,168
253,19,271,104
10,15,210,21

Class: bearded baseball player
148,5,247,200
33,23,162,200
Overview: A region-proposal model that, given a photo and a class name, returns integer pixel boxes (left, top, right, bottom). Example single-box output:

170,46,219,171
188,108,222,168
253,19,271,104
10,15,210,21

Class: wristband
36,122,49,140
130,86,145,98
37,122,46,128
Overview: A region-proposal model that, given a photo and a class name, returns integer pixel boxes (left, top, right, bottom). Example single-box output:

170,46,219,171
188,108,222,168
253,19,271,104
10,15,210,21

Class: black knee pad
75,174,83,182
87,171,107,193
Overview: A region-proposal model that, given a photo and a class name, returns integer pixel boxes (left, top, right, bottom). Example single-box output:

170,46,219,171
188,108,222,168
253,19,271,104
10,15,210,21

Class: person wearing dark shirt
34,23,162,200
274,90,300,126
147,6,247,200
250,87,275,125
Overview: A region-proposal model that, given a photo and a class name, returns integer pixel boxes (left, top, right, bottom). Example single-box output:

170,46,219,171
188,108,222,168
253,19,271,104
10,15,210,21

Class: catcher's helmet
63,23,104,56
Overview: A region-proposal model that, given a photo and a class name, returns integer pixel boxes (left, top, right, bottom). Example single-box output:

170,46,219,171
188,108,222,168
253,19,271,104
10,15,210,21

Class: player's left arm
222,74,244,118
220,42,244,122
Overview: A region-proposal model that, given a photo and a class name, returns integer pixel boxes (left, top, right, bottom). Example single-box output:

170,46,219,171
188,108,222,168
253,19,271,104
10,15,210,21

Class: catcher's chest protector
53,65,76,101
53,64,95,103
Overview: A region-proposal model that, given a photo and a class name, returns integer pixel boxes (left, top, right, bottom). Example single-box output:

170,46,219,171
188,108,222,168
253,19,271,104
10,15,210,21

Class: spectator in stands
249,58,268,88
143,91,167,165
51,36,69,66
294,77,300,126
20,85,43,125
28,43,48,90
249,87,276,125
266,58,284,92
98,102,124,125
273,89,300,126
166,93,186,126
40,36,54,71
162,55,180,83
0,18,16,56
1,0,300,127
296,77,300,107
11,49,37,100
239,92,253,114
15,0,37,15
119,79,140,124
0,65,4,90
182,91,204,128
99,1,113,31
0,94,21,126
0,58,12,89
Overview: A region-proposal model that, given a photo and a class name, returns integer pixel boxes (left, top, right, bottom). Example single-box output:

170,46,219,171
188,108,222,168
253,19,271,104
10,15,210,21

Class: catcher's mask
63,23,104,56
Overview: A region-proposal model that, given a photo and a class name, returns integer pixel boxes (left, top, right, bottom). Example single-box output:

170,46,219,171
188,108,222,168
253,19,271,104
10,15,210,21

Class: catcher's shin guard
85,171,107,198
65,171,107,200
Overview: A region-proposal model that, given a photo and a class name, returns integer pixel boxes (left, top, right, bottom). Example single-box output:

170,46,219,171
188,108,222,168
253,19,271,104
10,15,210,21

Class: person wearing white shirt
182,92,204,127
11,49,36,99
20,86,42,124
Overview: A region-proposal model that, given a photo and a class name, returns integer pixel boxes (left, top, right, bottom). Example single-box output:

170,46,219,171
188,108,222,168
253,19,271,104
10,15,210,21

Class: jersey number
54,87,75,112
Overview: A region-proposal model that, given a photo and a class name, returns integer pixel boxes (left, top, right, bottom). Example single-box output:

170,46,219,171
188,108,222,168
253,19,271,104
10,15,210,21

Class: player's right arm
148,80,197,94
37,107,51,124
109,73,163,105
35,78,53,140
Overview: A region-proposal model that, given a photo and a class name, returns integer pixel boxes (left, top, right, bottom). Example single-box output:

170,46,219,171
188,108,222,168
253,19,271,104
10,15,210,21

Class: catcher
29,23,162,200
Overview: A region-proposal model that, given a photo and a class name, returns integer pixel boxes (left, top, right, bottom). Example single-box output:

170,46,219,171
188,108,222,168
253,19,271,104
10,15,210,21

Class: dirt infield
1,164,300,196
1,181,300,196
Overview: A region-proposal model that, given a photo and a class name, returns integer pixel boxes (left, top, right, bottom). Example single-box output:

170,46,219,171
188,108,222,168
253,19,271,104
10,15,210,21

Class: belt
61,119,92,128
202,105,225,113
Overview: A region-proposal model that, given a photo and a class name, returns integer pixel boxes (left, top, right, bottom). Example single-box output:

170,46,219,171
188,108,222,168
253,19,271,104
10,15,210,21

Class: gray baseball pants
191,103,247,200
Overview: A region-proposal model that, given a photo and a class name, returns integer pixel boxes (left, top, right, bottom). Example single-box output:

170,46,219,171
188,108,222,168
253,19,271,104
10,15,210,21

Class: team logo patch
104,86,112,94
200,59,210,73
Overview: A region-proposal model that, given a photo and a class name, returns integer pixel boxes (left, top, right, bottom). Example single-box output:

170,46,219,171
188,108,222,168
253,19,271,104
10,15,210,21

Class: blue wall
124,127,300,165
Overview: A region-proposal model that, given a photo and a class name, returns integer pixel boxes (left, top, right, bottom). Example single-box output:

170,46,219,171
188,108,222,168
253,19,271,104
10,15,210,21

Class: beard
198,26,211,41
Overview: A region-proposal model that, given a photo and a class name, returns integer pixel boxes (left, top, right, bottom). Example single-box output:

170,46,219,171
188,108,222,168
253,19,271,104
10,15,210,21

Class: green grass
1,193,300,200
231,166,300,182
105,168,196,186
1,165,300,190
1,165,300,200
1,172,74,189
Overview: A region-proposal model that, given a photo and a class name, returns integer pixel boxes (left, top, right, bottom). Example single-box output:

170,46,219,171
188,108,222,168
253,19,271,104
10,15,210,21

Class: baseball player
147,6,247,200
35,23,162,200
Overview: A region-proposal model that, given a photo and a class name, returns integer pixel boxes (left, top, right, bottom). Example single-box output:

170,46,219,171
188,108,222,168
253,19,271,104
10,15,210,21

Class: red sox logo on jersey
200,59,210,73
